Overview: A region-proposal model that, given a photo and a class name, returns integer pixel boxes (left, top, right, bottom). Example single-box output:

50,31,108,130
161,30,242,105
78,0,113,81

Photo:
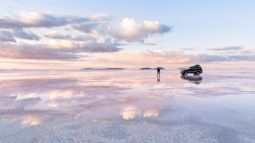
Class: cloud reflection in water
0,69,255,142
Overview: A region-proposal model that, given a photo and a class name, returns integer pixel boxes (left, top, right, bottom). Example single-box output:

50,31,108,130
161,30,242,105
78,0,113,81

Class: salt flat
0,69,255,143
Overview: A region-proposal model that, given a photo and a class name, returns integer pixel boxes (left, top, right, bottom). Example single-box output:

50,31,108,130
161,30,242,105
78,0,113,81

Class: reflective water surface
0,69,255,143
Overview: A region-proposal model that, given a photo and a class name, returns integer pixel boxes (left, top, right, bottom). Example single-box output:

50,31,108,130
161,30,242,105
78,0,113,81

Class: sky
0,0,254,69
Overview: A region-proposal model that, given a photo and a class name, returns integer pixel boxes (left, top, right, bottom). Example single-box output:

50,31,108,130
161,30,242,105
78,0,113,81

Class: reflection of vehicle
180,65,203,75
181,75,203,84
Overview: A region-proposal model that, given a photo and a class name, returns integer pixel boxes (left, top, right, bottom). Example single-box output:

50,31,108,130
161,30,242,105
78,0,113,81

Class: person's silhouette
156,67,161,79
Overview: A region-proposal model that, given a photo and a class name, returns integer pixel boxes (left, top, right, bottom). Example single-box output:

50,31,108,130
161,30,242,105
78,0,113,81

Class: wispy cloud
0,42,79,60
0,12,89,29
208,46,243,51
0,39,121,60
0,30,16,42
13,29,40,41
44,31,95,41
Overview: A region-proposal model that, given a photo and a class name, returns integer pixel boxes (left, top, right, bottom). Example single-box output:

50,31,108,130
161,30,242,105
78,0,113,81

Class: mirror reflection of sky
0,69,255,143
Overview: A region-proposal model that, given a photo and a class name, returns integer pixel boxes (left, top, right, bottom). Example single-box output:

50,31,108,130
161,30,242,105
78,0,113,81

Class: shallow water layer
0,69,255,143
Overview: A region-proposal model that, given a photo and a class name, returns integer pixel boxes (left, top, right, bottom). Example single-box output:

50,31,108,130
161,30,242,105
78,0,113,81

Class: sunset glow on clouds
0,12,174,68
0,1,254,69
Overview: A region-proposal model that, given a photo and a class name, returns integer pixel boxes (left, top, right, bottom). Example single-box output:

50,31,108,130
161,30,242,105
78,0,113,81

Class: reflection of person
156,67,160,79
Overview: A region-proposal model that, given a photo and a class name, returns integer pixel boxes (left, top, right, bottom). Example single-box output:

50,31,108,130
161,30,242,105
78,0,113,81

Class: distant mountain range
140,67,165,70
140,67,153,70
82,67,166,70
82,68,125,70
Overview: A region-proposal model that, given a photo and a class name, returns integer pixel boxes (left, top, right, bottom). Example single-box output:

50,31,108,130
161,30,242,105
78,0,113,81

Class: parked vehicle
180,65,203,75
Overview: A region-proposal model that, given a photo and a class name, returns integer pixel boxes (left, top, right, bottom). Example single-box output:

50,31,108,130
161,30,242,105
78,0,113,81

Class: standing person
157,67,161,79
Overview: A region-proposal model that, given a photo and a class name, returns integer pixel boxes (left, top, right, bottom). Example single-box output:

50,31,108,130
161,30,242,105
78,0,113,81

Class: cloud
111,18,171,42
77,40,121,53
0,42,79,60
45,39,121,53
191,54,255,62
72,14,112,34
0,12,89,29
13,29,40,40
82,51,192,68
208,46,243,51
0,29,40,42
202,46,255,62
73,22,101,34
90,13,113,21
0,39,121,60
80,49,255,68
45,31,95,41
0,12,172,62
0,30,16,42
73,18,171,42
191,54,228,62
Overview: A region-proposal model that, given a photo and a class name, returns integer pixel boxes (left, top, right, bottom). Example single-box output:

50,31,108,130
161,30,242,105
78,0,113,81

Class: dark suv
180,65,203,75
